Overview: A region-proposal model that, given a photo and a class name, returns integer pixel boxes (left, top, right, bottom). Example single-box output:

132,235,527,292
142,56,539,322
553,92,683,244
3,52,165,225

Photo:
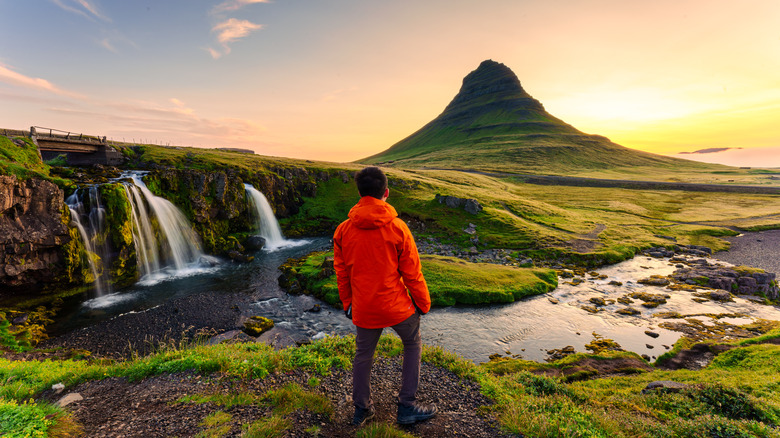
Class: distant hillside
359,60,723,175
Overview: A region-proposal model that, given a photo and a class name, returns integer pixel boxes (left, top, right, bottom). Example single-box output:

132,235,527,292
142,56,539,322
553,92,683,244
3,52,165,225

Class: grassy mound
279,251,557,307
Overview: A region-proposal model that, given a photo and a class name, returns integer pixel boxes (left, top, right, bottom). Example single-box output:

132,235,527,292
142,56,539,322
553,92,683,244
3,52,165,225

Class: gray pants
353,312,421,409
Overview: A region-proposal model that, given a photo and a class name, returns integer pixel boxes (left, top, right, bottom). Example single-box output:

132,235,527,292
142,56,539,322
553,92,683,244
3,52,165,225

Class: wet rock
243,316,275,337
644,331,660,338
616,307,640,316
547,297,559,304
640,380,690,394
227,250,254,263
546,345,576,362
638,275,670,286
608,280,623,286
646,344,654,349
245,235,267,250
589,297,607,306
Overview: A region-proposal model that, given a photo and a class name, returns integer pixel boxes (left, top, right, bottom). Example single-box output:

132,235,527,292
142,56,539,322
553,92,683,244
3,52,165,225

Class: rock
320,256,334,270
616,307,640,316
243,316,274,337
709,290,733,302
589,297,607,306
646,344,654,349
245,235,267,250
638,275,670,286
547,297,559,304
463,223,477,235
11,313,29,325
644,331,660,338
641,381,690,394
52,383,65,394
558,269,575,279
1,175,71,293
435,194,482,215
206,329,254,345
56,392,84,407
227,250,254,263
307,304,322,313
463,199,483,215
546,345,576,362
609,280,623,286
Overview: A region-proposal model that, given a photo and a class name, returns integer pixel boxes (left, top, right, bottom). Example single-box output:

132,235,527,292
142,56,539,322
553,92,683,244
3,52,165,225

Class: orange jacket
333,196,431,329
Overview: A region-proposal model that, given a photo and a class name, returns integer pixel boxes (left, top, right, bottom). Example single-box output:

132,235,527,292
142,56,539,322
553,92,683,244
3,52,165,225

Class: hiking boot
352,406,375,426
397,403,437,425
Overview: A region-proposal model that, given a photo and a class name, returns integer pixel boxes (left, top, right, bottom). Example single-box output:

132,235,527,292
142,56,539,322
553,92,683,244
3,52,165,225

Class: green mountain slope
359,60,723,175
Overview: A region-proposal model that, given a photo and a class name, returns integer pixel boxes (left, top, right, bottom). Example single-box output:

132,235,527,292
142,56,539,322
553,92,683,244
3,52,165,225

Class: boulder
435,194,482,215
245,235,266,250
243,316,275,337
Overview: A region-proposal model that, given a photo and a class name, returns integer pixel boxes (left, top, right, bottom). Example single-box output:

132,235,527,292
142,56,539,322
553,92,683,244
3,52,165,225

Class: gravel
50,357,514,437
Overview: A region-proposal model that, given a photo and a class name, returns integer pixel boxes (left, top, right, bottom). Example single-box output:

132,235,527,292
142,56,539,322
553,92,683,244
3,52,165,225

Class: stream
49,234,780,363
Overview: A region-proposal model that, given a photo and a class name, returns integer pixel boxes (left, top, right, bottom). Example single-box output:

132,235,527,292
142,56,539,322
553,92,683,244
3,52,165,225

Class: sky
1,0,779,167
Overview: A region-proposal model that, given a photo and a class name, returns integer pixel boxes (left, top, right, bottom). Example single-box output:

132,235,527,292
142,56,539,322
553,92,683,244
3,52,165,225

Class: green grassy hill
359,60,727,176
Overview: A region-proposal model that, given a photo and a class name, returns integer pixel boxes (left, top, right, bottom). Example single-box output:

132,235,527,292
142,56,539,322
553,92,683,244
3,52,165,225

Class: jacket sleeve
333,224,352,311
396,220,431,313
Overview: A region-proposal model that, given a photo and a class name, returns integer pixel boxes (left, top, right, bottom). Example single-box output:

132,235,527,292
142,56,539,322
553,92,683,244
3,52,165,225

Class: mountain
359,60,717,174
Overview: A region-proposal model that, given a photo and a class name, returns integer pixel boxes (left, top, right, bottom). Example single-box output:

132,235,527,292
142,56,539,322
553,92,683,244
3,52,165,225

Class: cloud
0,64,84,99
679,147,743,155
212,0,270,14
51,0,111,22
99,38,117,53
46,97,267,146
209,18,263,58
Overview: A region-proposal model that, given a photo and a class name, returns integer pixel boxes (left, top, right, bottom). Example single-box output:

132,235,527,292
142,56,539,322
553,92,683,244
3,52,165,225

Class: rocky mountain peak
445,60,533,110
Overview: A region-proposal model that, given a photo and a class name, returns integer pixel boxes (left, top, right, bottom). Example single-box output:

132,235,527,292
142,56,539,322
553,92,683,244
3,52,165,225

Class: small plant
241,415,291,438
355,422,417,438
196,411,232,438
261,383,333,418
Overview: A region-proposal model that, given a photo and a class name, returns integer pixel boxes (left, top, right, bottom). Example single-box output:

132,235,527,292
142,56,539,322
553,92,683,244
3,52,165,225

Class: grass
0,136,73,189
279,163,780,267
2,333,780,437
280,250,557,307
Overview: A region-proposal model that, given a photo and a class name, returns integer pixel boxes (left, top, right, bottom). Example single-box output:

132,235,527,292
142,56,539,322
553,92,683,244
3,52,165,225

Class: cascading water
123,174,208,283
66,189,108,296
244,184,287,249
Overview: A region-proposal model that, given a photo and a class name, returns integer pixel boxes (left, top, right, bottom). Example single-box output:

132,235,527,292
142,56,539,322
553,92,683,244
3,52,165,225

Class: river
48,235,780,364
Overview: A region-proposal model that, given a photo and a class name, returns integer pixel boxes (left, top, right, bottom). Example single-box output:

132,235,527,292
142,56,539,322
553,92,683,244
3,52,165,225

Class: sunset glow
1,0,779,166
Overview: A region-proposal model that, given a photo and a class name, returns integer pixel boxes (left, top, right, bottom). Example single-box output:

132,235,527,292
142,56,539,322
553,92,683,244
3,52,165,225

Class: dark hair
355,166,387,199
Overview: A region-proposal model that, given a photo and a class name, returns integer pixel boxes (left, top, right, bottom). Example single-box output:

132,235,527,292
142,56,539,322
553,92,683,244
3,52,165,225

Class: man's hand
345,304,352,320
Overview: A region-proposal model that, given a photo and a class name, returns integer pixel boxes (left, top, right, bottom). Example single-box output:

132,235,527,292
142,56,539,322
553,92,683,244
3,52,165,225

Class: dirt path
47,357,512,437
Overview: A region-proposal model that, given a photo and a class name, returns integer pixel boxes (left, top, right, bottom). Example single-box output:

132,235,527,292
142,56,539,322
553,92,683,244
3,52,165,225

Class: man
333,166,437,426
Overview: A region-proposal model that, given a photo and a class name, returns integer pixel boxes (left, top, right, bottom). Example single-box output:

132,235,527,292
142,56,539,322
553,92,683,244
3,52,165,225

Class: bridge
30,126,125,166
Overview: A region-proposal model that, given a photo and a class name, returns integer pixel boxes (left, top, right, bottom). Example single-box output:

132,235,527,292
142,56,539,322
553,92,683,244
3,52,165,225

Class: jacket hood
348,196,398,229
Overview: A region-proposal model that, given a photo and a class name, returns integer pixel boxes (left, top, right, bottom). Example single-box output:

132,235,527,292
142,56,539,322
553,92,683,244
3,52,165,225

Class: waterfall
244,184,286,249
67,173,215,293
125,174,206,282
66,190,108,296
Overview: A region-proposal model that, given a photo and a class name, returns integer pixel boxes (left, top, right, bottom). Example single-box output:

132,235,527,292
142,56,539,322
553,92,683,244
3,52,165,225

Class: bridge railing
31,126,106,143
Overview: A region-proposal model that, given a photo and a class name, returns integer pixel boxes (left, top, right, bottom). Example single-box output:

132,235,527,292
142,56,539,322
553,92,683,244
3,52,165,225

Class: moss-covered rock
99,183,138,288
243,316,274,337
